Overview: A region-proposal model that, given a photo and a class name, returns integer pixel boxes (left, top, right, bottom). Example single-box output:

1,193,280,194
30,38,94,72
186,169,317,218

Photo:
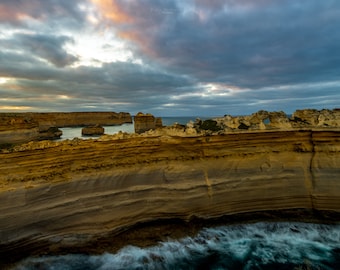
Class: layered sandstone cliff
134,112,163,133
28,111,132,127
0,114,40,145
0,127,339,264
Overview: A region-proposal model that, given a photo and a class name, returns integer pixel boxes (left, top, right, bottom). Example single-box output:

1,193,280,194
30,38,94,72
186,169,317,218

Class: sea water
11,222,340,270
58,117,208,140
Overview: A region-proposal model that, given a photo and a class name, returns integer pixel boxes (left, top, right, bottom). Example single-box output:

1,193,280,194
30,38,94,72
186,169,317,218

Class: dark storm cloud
107,0,340,89
0,48,197,113
0,0,87,27
1,0,339,115
12,34,79,67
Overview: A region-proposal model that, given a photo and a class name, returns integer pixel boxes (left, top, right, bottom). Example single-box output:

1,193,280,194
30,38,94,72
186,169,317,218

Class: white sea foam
12,222,340,270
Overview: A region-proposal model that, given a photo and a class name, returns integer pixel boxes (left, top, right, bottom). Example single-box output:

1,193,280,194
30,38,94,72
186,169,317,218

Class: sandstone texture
81,125,105,136
21,111,132,127
0,127,339,264
134,112,163,133
214,109,340,131
0,114,40,145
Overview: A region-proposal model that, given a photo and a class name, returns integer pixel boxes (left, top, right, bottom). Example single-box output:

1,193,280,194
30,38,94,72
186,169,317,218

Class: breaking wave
12,222,340,270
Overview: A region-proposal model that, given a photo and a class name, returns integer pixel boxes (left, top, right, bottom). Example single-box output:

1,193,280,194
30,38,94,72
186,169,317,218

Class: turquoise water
12,222,340,270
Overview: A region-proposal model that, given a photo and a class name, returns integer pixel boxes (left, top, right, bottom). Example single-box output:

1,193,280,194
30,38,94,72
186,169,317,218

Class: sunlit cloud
90,0,132,23
57,95,71,100
65,30,134,67
0,77,9,84
171,83,249,101
0,0,339,116
0,106,34,111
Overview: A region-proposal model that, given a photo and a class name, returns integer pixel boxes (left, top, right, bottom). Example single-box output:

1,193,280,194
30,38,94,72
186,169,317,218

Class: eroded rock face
0,115,40,145
28,112,132,127
292,109,340,127
81,125,105,136
39,127,63,140
134,112,158,133
215,109,340,131
0,129,339,264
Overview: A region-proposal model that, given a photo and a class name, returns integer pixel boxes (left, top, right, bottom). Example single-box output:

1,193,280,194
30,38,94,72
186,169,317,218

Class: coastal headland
0,112,132,145
0,109,339,266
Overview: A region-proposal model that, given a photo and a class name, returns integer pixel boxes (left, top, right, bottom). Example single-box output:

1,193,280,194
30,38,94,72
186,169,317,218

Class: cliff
27,111,132,127
0,112,132,146
0,114,40,145
0,128,339,264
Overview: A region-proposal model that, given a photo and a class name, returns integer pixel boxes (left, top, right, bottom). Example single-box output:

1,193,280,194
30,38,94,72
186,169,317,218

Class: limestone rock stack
134,112,163,133
81,125,105,136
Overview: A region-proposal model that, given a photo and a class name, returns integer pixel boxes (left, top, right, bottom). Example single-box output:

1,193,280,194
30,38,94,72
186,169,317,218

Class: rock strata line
0,129,339,266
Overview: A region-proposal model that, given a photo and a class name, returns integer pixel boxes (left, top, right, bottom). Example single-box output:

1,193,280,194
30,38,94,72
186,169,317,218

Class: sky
0,0,339,116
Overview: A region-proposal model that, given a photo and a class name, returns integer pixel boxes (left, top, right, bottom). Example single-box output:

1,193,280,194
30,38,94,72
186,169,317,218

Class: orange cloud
91,1,156,57
0,2,44,23
91,0,132,23
0,4,21,22
90,0,164,61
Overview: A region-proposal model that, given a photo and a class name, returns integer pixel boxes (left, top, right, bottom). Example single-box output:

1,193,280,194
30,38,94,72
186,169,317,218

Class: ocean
58,117,203,140
11,222,340,269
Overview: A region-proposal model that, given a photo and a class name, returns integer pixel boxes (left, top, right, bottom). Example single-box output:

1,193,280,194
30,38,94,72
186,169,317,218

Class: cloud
10,34,78,67
92,0,340,89
0,0,339,116
0,50,199,113
0,0,86,27
90,0,132,23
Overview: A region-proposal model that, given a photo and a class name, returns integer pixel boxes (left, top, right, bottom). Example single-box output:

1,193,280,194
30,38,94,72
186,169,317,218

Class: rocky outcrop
81,125,105,136
214,109,340,131
38,127,63,140
133,109,340,136
291,109,340,127
134,112,163,133
0,128,339,265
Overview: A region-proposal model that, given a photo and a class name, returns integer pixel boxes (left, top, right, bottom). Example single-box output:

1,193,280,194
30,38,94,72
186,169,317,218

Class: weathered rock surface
38,127,63,140
0,128,339,265
134,112,159,133
0,114,41,146
81,125,105,136
215,109,340,131
27,111,132,127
